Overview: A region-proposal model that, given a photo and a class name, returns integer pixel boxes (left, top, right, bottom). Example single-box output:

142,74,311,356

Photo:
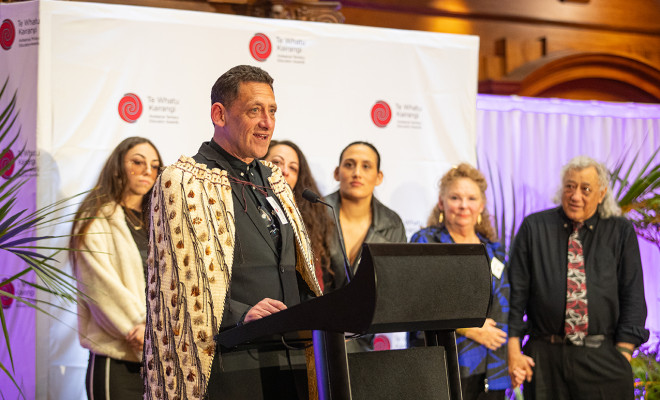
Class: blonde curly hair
427,163,497,242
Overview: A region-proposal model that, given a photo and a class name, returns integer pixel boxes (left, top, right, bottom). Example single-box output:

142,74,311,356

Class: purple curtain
476,94,660,348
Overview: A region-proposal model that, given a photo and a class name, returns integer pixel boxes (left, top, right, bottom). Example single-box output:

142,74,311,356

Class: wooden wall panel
341,0,660,34
340,0,660,101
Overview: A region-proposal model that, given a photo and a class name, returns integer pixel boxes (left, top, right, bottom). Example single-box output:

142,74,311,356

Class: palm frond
0,209,25,235
482,156,530,255
0,75,91,396
0,360,25,399
610,139,660,249
0,294,15,377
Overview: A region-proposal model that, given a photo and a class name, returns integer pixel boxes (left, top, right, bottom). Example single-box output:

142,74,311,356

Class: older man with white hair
507,155,649,400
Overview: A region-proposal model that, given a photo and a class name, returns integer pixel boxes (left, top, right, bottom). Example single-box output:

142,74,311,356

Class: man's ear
334,167,340,181
211,102,227,127
598,187,607,204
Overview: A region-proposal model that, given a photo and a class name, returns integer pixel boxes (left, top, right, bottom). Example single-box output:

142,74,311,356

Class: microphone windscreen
302,188,320,203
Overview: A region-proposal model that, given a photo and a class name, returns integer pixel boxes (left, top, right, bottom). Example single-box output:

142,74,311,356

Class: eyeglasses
127,159,160,178
563,183,594,197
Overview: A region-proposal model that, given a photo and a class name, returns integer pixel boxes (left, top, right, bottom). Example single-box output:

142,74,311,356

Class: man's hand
126,323,145,354
510,367,528,388
461,318,507,351
616,342,635,362
244,298,288,324
508,337,535,388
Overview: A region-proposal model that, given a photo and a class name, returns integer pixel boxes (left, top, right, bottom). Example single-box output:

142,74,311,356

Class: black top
323,190,407,292
208,140,282,252
122,206,148,275
508,206,649,346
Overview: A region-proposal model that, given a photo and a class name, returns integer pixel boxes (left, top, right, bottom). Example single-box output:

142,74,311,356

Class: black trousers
206,347,309,400
522,339,634,400
461,374,506,400
85,352,142,400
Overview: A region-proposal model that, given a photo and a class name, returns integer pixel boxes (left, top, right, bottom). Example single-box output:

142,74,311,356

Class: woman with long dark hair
265,139,333,291
70,137,162,399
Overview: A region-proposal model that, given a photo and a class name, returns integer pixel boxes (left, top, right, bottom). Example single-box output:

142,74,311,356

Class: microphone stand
302,189,353,400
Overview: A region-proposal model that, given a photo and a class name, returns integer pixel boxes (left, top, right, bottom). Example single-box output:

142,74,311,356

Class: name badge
491,257,504,280
266,197,289,225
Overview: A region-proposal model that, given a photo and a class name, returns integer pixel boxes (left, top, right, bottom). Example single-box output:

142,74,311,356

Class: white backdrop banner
35,1,479,398
0,1,39,398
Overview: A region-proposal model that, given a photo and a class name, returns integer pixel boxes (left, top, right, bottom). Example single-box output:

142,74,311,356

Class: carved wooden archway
480,52,660,103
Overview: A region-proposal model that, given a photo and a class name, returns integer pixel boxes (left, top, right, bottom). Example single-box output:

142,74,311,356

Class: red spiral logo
1,19,16,51
0,149,15,179
249,33,272,62
118,93,143,123
371,101,392,128
1,281,15,309
373,334,391,351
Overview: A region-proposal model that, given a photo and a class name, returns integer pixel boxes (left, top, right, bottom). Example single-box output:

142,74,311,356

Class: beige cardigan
143,156,321,400
74,202,146,362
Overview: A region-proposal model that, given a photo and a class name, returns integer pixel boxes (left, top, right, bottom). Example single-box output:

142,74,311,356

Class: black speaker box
347,347,450,400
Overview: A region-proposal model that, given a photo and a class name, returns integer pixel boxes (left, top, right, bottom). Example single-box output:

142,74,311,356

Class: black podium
217,243,491,400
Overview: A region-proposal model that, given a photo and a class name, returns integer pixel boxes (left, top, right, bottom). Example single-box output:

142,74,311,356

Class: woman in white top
70,137,162,399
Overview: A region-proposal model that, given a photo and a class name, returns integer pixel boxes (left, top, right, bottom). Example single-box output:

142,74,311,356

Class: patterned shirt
410,225,511,390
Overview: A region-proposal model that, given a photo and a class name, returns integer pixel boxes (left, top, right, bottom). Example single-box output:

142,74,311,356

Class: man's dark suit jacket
194,141,313,400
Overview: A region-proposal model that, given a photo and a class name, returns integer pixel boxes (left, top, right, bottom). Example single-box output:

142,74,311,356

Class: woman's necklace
123,206,144,231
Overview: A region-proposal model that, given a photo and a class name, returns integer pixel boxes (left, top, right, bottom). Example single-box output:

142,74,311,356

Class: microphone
302,188,323,204
302,188,353,284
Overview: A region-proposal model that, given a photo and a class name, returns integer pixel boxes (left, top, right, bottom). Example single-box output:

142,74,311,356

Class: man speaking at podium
142,65,322,399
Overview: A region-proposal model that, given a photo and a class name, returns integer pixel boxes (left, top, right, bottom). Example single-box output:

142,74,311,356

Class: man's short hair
211,65,274,108
553,155,622,218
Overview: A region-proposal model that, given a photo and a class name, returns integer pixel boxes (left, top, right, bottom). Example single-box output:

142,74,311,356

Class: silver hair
552,155,621,219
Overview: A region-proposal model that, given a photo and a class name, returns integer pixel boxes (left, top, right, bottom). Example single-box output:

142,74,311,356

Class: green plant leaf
0,209,25,235
6,249,57,261
0,359,26,399
0,75,88,399
0,216,44,244
0,300,15,388
0,235,53,248
620,166,660,205
609,140,660,250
